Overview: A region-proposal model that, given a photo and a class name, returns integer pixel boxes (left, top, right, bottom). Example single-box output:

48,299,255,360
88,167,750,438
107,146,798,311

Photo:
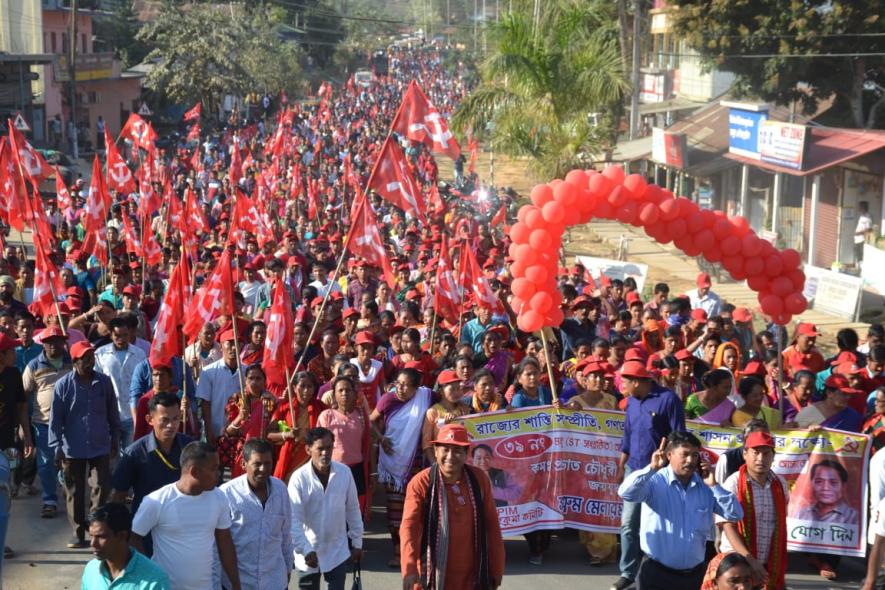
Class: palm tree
452,1,628,179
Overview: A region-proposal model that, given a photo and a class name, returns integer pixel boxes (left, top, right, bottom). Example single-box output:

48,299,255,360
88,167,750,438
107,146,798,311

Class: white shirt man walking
221,438,293,590
288,426,363,590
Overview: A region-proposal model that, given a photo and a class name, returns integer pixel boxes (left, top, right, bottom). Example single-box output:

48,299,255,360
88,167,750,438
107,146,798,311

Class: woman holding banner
795,376,863,432
684,369,736,426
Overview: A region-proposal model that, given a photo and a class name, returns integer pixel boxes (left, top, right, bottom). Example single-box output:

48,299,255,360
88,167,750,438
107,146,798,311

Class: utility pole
482,0,486,54
69,0,79,159
629,0,642,140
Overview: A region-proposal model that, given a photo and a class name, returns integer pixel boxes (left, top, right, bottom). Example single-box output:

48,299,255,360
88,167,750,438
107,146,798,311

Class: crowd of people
0,41,883,590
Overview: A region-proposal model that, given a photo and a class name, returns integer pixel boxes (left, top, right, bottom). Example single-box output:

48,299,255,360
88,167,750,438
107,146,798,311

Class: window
62,33,68,54
51,32,57,53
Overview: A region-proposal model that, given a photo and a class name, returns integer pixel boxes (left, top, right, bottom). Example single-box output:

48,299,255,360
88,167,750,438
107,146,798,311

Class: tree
137,4,303,112
668,0,885,129
452,1,628,178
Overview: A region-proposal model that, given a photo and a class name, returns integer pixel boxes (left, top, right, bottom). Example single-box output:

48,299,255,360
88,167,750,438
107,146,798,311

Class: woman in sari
732,376,783,429
216,365,280,478
685,368,736,426
421,370,471,463
239,321,266,365
466,368,507,413
271,371,327,482
370,366,432,568
668,349,702,401
317,376,374,520
795,376,863,432
473,325,514,389
390,327,438,387
701,552,754,590
713,341,742,404
782,370,816,426
862,387,885,452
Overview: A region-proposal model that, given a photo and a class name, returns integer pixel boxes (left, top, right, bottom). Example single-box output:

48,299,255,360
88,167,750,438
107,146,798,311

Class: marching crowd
0,42,883,590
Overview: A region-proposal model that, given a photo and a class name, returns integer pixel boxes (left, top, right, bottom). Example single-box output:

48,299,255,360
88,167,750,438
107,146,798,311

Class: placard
802,265,863,319
575,255,648,293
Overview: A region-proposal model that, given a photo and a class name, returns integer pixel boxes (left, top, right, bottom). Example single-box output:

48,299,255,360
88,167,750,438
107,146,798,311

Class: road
3,488,866,589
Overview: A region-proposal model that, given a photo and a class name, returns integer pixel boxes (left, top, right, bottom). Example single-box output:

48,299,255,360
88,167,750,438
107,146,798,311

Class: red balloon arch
506,166,808,333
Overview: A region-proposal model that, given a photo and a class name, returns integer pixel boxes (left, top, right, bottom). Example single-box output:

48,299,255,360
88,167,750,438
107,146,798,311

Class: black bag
351,561,362,590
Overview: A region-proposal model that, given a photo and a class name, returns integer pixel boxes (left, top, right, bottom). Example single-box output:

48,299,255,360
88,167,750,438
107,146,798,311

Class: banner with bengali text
458,408,870,557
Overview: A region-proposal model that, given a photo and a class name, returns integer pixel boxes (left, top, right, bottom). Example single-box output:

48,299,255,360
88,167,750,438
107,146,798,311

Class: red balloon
529,229,552,251
553,181,578,207
787,269,806,291
509,222,530,244
564,169,589,187
530,291,554,313
645,184,665,204
608,186,628,207
700,209,717,228
760,294,784,316
744,257,765,277
673,233,693,251
588,172,613,199
525,264,548,285
623,174,648,200
666,218,687,239
772,312,793,326
514,243,538,266
508,242,520,259
518,310,544,333
784,292,808,315
576,190,597,215
658,198,680,222
765,254,784,277
616,201,638,224
546,307,565,327
721,255,744,274
525,207,545,230
638,203,660,226
759,241,776,259
602,165,626,185
509,296,525,314
683,242,703,258
781,249,801,271
516,205,531,223
530,184,554,207
511,277,536,300
720,235,742,256
730,267,748,281
746,273,769,292
730,216,751,237
509,258,527,277
687,212,706,234
771,276,793,297
694,229,715,252
741,234,763,257
678,198,699,219
542,201,565,225
562,206,580,226
595,200,614,219
712,218,732,240
703,246,723,263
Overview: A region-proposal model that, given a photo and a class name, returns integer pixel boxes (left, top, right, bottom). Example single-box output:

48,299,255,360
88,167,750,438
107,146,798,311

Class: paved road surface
3,487,865,589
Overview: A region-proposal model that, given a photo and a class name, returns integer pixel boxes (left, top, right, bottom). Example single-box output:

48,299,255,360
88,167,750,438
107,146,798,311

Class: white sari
378,386,432,491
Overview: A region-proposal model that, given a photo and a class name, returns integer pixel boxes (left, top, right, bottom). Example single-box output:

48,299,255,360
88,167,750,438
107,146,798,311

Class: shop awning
624,96,707,116
724,127,885,176
611,135,652,162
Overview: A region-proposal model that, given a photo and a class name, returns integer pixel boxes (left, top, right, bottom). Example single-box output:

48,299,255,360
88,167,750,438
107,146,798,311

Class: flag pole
539,327,558,403
228,247,247,398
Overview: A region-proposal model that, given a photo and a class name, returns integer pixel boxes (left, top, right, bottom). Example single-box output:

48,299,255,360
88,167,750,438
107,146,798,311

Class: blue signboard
728,108,768,159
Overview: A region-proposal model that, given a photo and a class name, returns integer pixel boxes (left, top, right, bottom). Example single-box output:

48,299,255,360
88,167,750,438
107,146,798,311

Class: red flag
184,188,209,236
306,177,319,221
105,129,136,195
83,156,111,264
467,130,479,175
347,195,395,288
0,138,28,230
121,213,144,258
366,135,426,221
30,236,64,320
142,220,163,266
229,141,242,187
139,177,161,218
149,255,191,367
183,102,202,122
433,234,462,323
8,123,51,185
459,241,503,313
186,123,201,142
262,278,294,386
391,81,461,160
120,113,157,150
490,202,507,227
427,182,445,216
182,249,234,341
55,167,72,215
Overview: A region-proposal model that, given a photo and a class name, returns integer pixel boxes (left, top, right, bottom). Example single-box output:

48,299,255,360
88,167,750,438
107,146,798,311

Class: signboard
576,255,648,293
759,120,808,170
458,408,871,557
862,244,885,295
802,264,863,320
53,52,114,82
137,103,153,117
727,107,768,159
12,113,30,132
639,71,672,103
651,128,688,169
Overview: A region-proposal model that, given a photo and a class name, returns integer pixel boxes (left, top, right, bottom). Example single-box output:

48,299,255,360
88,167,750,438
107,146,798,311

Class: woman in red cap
391,328,438,388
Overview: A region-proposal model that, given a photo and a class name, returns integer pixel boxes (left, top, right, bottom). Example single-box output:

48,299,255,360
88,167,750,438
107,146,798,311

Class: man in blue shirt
612,361,685,590
618,431,743,590
81,503,170,589
50,340,121,548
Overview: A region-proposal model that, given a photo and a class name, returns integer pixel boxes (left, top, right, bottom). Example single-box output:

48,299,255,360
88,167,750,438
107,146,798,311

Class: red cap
404,360,425,373
697,272,712,288
389,324,406,335
70,341,95,360
824,373,849,390
310,296,324,307
122,285,138,297
733,307,752,323
690,308,708,321
836,362,865,376
354,331,376,346
486,324,509,339
437,369,464,385
330,291,344,301
624,348,645,362
599,275,612,288
431,423,472,447
581,360,605,375
571,296,593,309
830,351,858,366
625,292,642,305
219,328,237,343
674,349,695,362
342,308,360,320
0,333,20,353
620,361,651,379
797,323,820,337
744,431,775,449
743,360,765,376
38,326,68,341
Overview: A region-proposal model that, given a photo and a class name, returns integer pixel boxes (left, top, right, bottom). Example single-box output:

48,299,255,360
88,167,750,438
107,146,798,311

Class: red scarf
272,398,326,481
736,464,787,590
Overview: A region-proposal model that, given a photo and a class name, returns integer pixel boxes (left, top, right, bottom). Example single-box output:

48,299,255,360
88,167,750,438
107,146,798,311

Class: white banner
575,255,649,293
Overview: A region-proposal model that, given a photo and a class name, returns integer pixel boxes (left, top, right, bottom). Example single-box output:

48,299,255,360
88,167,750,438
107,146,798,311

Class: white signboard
575,255,649,293
862,244,885,295
802,265,863,320
12,113,30,131
758,120,807,170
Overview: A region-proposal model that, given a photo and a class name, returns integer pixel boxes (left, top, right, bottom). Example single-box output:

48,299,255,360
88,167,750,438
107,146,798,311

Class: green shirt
81,550,170,590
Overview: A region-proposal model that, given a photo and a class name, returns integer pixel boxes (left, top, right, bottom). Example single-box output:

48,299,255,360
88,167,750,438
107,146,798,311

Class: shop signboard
727,107,768,159
759,120,808,170
651,128,688,169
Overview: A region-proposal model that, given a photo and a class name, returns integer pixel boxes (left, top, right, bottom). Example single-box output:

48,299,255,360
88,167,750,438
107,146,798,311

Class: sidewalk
567,220,869,345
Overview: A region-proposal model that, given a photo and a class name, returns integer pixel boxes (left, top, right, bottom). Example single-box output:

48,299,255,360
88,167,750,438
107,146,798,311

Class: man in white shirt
856,200,873,267
870,447,885,546
288,427,363,590
196,330,242,447
309,262,343,300
238,263,263,316
221,438,293,590
864,492,885,590
184,322,223,379
94,317,147,447
687,272,722,319
132,441,242,590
